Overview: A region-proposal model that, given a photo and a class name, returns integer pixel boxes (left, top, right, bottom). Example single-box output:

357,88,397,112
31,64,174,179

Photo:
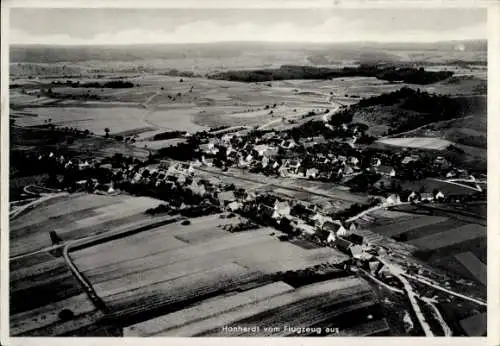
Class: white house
305,168,319,179
385,194,401,205
273,200,292,219
262,156,270,168
227,201,242,212
435,191,445,201
326,231,336,244
408,191,418,202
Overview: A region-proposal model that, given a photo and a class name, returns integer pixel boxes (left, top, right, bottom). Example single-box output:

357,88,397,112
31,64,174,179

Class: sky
9,8,487,45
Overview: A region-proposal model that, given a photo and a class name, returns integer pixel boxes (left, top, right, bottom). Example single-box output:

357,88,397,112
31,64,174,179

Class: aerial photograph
7,6,487,337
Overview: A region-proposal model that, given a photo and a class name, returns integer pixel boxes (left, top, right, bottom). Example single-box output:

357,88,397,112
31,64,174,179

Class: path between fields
378,115,475,140
430,178,483,192
346,202,409,223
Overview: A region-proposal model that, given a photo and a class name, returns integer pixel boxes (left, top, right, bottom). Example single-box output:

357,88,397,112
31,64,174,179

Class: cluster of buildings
195,128,466,187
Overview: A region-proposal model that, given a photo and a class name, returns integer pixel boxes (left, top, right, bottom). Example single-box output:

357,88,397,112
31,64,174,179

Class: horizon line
10,38,488,47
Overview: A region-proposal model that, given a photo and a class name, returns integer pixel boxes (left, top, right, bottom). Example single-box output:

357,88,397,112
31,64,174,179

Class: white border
1,1,498,346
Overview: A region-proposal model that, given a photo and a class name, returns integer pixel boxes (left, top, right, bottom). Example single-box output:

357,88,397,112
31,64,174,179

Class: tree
104,128,110,137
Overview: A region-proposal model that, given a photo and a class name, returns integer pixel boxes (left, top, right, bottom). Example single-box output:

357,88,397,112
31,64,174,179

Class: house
311,136,326,145
376,165,396,177
253,144,270,157
258,204,275,219
334,237,354,254
371,157,382,167
78,160,91,170
401,155,420,165
343,165,354,176
273,200,292,219
227,201,242,212
315,229,332,243
347,222,359,234
305,168,319,179
446,170,457,178
218,191,236,204
435,190,445,201
345,233,364,245
323,220,349,236
199,142,219,155
310,212,334,228
408,191,419,202
261,132,276,141
280,139,297,149
280,159,301,176
349,156,360,166
201,156,214,167
434,156,450,167
262,156,270,168
349,245,364,259
420,192,434,202
385,193,401,205
107,183,115,194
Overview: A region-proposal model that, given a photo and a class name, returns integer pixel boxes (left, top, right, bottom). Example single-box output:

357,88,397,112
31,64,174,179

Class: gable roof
376,165,395,174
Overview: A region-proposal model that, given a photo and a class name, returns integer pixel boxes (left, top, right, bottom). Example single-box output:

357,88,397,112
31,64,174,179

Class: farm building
345,233,363,245
334,237,354,254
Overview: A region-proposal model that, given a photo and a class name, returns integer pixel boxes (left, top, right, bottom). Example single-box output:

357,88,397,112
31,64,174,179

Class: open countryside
8,7,487,339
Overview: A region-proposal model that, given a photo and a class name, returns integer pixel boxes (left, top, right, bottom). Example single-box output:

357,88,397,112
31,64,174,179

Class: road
346,201,410,223
430,178,483,192
421,297,453,336
377,256,433,336
9,192,69,220
402,273,487,306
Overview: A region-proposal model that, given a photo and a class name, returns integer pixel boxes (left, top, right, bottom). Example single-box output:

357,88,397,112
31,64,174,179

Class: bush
58,309,74,321
181,220,191,225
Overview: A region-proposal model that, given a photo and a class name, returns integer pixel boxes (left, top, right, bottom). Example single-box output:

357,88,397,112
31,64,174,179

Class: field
377,137,454,150
70,214,349,321
10,193,165,257
123,277,386,336
357,207,486,287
